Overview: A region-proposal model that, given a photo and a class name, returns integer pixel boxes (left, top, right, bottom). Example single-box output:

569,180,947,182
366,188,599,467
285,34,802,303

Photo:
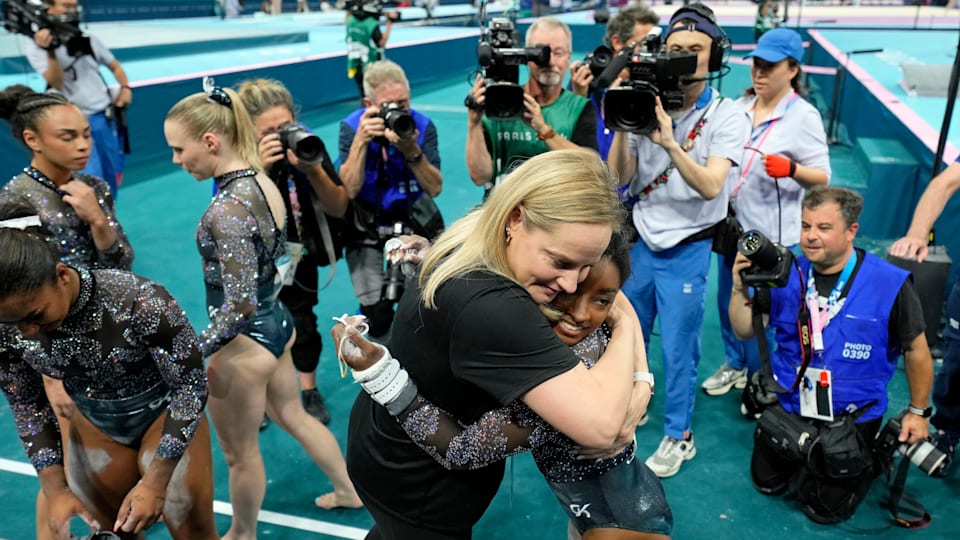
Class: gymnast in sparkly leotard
163,81,360,539
0,197,217,539
0,84,136,539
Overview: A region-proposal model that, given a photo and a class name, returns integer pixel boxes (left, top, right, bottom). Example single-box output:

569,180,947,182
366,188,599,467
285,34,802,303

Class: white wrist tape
351,343,393,383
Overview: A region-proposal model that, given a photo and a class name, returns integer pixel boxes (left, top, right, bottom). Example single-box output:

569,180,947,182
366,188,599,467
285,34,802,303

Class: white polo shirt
732,92,831,246
25,34,116,116
627,87,749,251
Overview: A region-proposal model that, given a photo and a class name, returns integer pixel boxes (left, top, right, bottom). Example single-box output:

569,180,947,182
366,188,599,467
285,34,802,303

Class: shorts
71,381,171,446
548,453,673,536
206,286,295,358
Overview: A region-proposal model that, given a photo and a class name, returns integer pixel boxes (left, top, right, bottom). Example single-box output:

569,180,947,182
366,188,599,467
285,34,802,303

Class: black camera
378,102,416,139
2,0,92,57
475,17,550,120
875,411,948,477
738,230,794,288
582,45,614,79
269,123,325,165
382,224,408,303
601,31,697,132
345,0,399,20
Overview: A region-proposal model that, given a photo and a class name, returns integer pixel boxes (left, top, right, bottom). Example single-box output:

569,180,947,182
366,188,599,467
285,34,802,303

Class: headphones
668,3,731,73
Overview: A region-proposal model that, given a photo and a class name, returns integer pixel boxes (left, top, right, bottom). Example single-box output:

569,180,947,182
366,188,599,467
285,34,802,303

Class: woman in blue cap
702,27,831,401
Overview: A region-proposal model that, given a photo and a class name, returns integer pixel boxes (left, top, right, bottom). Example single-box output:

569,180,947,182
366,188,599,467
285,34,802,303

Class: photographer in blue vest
606,2,750,478
730,186,933,524
339,60,443,338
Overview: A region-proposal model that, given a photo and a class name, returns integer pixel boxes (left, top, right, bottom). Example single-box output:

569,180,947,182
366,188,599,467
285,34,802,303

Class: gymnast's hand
59,180,109,228
114,479,166,534
46,487,98,540
331,316,385,372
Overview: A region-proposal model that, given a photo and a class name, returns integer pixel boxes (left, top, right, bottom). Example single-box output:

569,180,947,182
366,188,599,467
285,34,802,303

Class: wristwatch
405,151,423,164
907,405,933,418
633,371,655,392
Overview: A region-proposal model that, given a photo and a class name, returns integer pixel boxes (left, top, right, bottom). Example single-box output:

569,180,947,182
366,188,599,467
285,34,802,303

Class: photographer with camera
703,28,830,400
569,4,659,160
890,157,960,476
338,60,443,339
346,0,398,103
606,3,749,478
21,0,131,197
237,78,349,426
465,17,597,197
729,186,933,524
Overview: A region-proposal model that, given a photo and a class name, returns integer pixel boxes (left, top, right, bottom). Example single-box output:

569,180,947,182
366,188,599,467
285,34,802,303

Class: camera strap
886,453,932,528
632,96,724,202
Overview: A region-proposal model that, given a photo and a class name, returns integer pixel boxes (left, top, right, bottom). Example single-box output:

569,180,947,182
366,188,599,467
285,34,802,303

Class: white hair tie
0,215,41,230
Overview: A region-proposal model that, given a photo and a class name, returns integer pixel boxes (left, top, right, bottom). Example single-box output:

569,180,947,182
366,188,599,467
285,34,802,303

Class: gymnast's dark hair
603,229,632,287
0,84,72,146
0,194,59,299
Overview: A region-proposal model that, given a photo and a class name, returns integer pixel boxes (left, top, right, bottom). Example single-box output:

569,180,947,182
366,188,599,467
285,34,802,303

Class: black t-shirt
759,248,925,349
347,270,579,533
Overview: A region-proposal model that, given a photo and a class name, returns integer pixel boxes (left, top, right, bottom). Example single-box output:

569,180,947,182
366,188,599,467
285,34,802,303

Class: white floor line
0,457,368,539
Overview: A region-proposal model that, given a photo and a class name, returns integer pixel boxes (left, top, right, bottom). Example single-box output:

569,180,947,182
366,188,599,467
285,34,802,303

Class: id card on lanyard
797,251,858,421
732,93,799,199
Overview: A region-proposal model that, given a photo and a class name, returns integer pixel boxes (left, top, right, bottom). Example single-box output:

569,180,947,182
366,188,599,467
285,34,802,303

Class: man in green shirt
465,17,598,198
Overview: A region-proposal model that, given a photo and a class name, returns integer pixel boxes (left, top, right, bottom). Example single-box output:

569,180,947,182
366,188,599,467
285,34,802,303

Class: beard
535,70,562,87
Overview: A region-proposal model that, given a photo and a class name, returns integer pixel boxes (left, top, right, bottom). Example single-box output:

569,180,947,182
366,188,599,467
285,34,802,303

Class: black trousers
278,249,324,374
752,416,881,524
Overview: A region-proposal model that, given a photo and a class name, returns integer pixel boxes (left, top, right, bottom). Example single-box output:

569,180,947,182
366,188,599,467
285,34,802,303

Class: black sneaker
931,429,958,478
302,388,331,425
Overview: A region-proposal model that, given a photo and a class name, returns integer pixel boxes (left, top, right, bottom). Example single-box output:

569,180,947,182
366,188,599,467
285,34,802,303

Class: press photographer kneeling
728,186,934,524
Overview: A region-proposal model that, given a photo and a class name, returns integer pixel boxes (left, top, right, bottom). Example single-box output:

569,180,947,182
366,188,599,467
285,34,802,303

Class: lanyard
805,250,858,342
286,172,303,242
732,93,799,198
635,89,721,202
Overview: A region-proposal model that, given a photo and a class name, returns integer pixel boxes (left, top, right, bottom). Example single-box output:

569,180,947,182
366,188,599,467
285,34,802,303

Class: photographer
890,157,960,475
23,0,131,196
465,17,597,196
730,186,933,524
338,60,443,338
346,0,397,102
606,3,749,478
569,4,659,159
237,78,349,425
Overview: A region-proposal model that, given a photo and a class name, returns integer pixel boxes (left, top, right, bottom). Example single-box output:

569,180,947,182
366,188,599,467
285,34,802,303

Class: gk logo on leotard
569,503,591,518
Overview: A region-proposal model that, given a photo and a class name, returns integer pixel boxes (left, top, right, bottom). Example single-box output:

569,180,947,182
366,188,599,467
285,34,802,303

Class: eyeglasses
550,48,571,59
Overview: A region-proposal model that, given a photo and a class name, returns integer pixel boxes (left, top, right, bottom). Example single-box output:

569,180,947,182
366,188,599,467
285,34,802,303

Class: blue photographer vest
343,108,431,223
768,252,909,422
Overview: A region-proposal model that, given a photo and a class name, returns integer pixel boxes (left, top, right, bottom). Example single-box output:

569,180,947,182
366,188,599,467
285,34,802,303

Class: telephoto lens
738,230,781,270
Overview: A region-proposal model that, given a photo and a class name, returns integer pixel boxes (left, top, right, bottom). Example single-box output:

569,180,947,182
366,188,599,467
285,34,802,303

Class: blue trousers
623,238,711,439
933,282,960,434
716,252,761,375
80,111,123,196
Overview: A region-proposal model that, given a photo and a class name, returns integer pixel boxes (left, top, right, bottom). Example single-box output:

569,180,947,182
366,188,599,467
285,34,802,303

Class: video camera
581,45,613,80
345,0,400,21
598,29,697,133
738,230,794,288
475,17,550,120
2,0,92,57
875,411,949,477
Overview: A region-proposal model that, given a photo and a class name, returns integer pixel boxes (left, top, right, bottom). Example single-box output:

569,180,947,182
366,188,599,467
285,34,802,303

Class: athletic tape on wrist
372,368,410,407
360,357,401,394
351,343,394,383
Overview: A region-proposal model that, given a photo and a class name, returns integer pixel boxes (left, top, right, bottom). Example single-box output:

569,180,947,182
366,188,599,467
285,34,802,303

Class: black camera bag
814,415,872,479
755,405,819,462
711,204,742,255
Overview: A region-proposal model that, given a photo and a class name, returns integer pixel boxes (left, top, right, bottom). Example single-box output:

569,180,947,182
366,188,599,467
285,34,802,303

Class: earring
504,227,512,246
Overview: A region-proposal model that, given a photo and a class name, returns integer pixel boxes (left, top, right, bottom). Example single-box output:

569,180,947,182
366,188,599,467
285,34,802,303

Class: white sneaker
645,435,696,478
701,364,748,396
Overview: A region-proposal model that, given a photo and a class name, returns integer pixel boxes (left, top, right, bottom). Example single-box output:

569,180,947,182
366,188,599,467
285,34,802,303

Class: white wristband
633,371,654,392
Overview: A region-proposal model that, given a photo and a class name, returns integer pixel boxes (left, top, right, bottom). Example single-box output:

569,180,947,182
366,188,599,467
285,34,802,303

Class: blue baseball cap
746,28,804,63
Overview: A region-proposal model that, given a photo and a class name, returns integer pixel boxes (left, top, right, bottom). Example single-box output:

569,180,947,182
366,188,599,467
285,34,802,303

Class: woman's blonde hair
165,87,261,170
236,78,297,121
420,149,623,308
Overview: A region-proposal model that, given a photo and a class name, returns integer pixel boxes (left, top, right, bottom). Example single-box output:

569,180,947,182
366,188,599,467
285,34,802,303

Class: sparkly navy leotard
3,167,134,270
197,169,293,357
0,267,208,472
